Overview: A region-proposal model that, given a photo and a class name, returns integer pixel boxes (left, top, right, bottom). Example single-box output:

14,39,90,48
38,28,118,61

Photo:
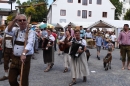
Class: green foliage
110,0,123,20
7,13,16,21
124,9,130,20
16,0,48,22
25,6,36,17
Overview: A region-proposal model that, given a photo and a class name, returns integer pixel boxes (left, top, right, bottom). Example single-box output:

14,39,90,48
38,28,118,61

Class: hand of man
77,49,83,53
61,42,64,44
47,44,51,47
21,55,26,64
67,42,72,46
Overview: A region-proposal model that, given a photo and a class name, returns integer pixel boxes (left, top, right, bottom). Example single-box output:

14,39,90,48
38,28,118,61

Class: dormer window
68,0,73,3
82,0,88,5
97,0,102,4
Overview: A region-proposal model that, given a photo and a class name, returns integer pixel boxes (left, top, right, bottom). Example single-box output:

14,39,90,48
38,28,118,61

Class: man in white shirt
85,29,92,48
110,33,116,47
66,25,74,37
85,29,92,39
5,14,35,86
0,34,13,81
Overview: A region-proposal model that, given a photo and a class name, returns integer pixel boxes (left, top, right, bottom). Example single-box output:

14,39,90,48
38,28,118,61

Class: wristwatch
22,53,26,56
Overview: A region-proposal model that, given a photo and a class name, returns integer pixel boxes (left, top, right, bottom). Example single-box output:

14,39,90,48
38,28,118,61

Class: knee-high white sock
5,72,8,77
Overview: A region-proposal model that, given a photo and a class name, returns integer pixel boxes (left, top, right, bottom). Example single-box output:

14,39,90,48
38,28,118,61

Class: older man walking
118,24,130,70
5,14,35,86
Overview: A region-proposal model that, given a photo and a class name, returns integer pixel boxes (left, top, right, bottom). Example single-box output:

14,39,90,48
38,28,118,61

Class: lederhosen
3,35,13,70
43,36,54,64
9,30,32,86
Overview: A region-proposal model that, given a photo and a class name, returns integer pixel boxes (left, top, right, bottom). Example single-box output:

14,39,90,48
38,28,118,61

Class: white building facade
47,0,115,25
120,0,130,20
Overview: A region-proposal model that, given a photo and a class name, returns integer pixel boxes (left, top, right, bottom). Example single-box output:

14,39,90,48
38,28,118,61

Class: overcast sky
0,0,53,10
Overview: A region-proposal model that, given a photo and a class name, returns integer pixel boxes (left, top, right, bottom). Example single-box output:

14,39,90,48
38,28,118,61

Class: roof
87,20,116,28
88,19,130,28
0,10,17,16
55,23,67,28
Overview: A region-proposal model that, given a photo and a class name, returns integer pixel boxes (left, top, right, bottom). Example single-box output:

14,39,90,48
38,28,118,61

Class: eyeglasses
18,19,26,22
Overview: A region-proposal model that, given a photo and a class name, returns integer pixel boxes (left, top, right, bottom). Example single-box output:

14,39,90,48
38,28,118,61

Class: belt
122,45,130,46
14,55,32,58
86,38,91,39
14,41,24,46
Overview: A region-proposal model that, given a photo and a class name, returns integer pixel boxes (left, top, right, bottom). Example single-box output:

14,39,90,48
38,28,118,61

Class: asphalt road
0,48,130,86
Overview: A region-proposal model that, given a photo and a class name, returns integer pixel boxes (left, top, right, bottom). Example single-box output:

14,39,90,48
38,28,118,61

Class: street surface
0,48,130,86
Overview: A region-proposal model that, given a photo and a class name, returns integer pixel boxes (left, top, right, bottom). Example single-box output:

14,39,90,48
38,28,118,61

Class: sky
0,0,53,10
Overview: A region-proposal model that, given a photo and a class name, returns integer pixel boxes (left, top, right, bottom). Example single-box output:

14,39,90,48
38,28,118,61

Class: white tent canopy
55,23,68,31
64,22,95,29
101,19,130,28
87,20,116,29
87,19,130,29
55,23,68,28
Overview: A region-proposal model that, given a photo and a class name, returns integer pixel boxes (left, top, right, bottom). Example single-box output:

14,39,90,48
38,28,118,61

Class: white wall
2,16,7,25
48,0,115,24
120,0,130,20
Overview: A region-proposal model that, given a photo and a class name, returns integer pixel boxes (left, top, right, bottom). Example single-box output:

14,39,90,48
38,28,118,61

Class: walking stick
19,15,31,86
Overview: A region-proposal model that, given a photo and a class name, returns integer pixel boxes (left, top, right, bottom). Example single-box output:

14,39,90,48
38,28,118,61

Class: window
82,0,87,5
89,11,92,17
97,0,102,4
102,12,107,18
82,10,87,18
123,8,125,13
89,0,92,4
78,0,81,3
60,10,66,16
60,19,66,23
77,10,81,16
68,0,73,3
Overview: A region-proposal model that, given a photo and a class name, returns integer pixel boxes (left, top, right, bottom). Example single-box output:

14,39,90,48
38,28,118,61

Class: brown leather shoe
69,81,76,86
63,68,68,73
83,76,87,82
0,76,8,81
50,63,54,69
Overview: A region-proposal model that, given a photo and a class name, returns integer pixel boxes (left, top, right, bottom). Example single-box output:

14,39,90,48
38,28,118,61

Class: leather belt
14,41,24,46
122,45,130,46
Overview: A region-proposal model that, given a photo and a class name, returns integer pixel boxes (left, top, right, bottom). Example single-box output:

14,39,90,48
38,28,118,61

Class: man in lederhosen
5,14,35,86
0,34,13,81
43,28,55,72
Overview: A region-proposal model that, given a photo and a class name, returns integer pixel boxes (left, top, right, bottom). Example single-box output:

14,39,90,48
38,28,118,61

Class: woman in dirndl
43,28,55,72
69,30,89,86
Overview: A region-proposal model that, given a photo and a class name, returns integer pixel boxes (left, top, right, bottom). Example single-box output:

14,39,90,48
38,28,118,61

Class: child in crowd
105,40,114,54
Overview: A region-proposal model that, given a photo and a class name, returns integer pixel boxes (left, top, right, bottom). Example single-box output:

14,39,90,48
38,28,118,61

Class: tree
124,9,130,20
7,12,17,22
16,0,48,22
110,0,123,20
25,6,36,17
